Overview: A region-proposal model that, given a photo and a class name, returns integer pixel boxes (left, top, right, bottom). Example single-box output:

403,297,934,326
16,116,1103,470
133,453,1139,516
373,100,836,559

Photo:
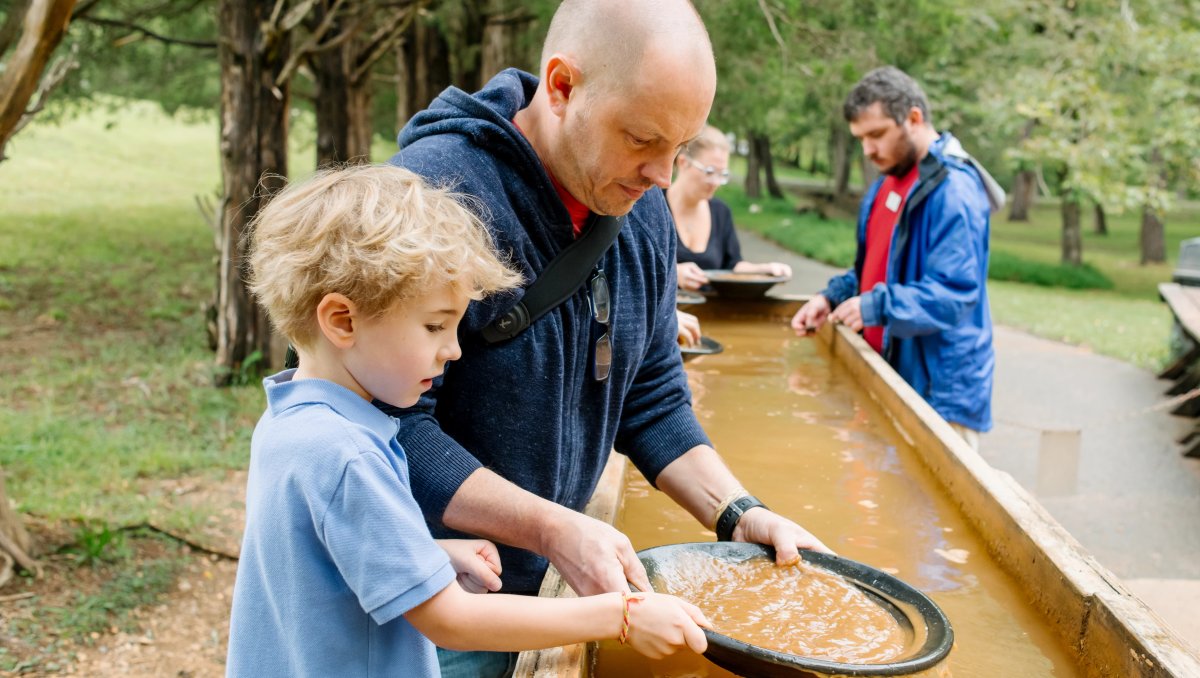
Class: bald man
386,2,827,674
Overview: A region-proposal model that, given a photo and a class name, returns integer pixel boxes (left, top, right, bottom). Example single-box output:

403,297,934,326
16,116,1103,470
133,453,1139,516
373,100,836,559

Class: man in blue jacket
791,66,1000,448
386,1,828,675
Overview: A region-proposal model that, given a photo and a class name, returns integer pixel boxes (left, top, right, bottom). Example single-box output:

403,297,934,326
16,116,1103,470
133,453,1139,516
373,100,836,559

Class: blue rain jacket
821,133,994,431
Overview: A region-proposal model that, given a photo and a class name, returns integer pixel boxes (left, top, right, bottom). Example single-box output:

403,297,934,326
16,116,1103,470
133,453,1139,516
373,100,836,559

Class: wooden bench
1157,282,1200,456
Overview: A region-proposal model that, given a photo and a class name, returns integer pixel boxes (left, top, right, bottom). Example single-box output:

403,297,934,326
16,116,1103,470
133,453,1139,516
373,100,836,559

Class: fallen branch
123,522,239,561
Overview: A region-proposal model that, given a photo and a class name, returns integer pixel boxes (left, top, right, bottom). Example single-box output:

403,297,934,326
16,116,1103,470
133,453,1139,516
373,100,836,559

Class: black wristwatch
715,495,768,542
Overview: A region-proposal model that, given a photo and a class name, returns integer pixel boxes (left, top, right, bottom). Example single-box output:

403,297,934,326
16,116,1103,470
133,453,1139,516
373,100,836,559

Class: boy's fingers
684,600,711,629
683,619,708,654
476,564,503,592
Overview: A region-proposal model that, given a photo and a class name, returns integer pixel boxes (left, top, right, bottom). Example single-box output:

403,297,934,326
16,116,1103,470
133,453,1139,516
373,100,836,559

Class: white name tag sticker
885,191,902,212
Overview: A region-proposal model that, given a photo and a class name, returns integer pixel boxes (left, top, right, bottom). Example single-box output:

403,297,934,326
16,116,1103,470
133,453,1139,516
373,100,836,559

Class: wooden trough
514,294,1200,677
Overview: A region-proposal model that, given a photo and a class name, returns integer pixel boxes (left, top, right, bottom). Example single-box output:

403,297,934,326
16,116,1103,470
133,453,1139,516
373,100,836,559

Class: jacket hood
931,133,1007,214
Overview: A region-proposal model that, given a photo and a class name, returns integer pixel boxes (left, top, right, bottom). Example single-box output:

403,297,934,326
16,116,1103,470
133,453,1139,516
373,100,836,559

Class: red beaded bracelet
618,591,643,644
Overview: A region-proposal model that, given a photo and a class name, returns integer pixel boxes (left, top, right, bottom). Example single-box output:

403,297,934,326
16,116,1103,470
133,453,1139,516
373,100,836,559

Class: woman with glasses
667,126,793,291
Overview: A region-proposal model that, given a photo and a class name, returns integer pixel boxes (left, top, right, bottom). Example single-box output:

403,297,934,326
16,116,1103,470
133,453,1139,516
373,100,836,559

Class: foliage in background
721,185,1180,370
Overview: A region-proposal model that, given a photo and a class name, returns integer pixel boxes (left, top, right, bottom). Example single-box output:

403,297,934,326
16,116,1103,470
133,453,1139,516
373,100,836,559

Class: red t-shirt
860,165,919,353
547,172,589,237
514,120,589,237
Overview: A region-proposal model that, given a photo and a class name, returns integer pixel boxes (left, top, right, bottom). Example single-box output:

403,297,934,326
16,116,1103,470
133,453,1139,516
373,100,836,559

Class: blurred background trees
3,0,1199,378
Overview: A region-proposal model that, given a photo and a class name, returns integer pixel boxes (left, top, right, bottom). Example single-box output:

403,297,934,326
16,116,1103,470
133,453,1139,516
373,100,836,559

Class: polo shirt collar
263,369,399,440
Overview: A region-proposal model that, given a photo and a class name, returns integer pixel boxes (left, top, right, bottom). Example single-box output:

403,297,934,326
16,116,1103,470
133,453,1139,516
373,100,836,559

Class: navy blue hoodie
383,68,711,593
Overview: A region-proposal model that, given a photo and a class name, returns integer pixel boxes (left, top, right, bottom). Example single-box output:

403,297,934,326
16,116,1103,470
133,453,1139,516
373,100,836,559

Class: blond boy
225,165,708,678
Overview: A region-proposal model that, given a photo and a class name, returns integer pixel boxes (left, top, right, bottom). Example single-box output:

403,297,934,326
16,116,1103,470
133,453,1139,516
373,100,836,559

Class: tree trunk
1008,122,1037,222
1061,197,1083,266
1093,203,1108,235
214,0,291,385
345,78,373,162
411,14,451,113
312,41,351,167
1008,170,1036,221
755,132,783,199
0,470,40,586
830,121,851,197
395,38,412,132
480,0,536,86
744,131,762,199
1141,147,1167,265
0,0,76,162
1141,206,1166,265
0,0,76,584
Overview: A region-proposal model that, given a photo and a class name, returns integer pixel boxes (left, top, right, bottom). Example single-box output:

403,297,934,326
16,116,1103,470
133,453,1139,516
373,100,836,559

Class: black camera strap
481,213,623,344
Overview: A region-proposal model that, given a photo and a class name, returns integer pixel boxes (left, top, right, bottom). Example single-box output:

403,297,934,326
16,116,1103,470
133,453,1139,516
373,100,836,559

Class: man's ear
907,105,925,128
316,293,357,349
545,55,580,117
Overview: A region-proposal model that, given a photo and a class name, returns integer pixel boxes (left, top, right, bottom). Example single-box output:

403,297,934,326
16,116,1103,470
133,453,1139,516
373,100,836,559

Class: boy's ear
316,293,357,349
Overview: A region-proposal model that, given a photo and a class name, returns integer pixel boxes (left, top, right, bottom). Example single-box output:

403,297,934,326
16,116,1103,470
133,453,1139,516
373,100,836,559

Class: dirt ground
0,472,246,677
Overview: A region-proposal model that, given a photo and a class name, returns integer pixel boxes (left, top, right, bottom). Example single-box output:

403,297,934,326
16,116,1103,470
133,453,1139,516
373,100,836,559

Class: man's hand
676,262,708,291
676,309,702,348
828,296,864,332
732,508,833,565
790,295,831,336
436,538,503,593
541,510,651,596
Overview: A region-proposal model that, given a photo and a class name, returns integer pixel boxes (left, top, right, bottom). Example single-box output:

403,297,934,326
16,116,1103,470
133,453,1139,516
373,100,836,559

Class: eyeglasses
687,158,731,185
589,267,612,381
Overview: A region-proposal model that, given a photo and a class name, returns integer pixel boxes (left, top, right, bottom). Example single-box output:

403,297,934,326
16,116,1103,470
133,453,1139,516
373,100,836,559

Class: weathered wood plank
1159,283,1200,344
512,453,628,677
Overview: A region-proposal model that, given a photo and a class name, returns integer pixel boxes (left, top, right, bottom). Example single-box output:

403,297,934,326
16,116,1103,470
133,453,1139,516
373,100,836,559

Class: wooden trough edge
818,299,1200,678
512,453,627,677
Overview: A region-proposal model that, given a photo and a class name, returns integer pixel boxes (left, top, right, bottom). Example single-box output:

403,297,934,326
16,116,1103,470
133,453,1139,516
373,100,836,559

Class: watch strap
715,495,767,542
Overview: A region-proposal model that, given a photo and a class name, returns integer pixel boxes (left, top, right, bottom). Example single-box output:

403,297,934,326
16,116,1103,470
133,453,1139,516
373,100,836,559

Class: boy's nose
442,339,462,362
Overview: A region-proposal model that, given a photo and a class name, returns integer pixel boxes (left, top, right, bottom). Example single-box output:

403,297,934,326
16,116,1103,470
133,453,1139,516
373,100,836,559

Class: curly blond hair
248,165,522,347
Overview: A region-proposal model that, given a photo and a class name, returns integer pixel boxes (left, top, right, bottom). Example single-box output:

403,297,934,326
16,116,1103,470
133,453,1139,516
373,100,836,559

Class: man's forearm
654,444,744,530
441,468,564,554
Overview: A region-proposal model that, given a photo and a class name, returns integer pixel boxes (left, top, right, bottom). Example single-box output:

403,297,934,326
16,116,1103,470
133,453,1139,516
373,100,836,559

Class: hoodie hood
399,68,547,183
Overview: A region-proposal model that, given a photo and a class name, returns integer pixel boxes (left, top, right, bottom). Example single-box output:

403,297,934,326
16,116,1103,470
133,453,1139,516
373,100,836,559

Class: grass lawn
1,103,245,530
0,103,409,671
717,183,1197,371
0,101,398,528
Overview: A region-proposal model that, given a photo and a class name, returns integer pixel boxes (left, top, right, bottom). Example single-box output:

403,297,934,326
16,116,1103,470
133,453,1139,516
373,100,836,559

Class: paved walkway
737,228,1200,651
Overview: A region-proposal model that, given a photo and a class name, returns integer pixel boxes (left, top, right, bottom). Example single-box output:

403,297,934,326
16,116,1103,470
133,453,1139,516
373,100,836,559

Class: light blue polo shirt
227,370,455,678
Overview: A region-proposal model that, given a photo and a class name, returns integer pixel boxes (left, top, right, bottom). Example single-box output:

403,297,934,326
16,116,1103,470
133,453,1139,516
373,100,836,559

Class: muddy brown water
592,311,1081,677
651,554,909,663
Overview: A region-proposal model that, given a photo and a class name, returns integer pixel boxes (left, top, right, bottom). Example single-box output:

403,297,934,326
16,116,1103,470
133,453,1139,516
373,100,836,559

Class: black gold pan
680,335,723,362
635,542,954,678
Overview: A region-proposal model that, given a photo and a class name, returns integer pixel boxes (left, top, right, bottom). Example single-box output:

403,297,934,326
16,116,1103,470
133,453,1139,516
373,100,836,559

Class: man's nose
643,153,674,190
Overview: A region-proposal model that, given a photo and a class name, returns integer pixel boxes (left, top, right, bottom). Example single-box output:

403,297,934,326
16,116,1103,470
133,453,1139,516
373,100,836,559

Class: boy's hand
625,592,710,659
436,539,503,594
